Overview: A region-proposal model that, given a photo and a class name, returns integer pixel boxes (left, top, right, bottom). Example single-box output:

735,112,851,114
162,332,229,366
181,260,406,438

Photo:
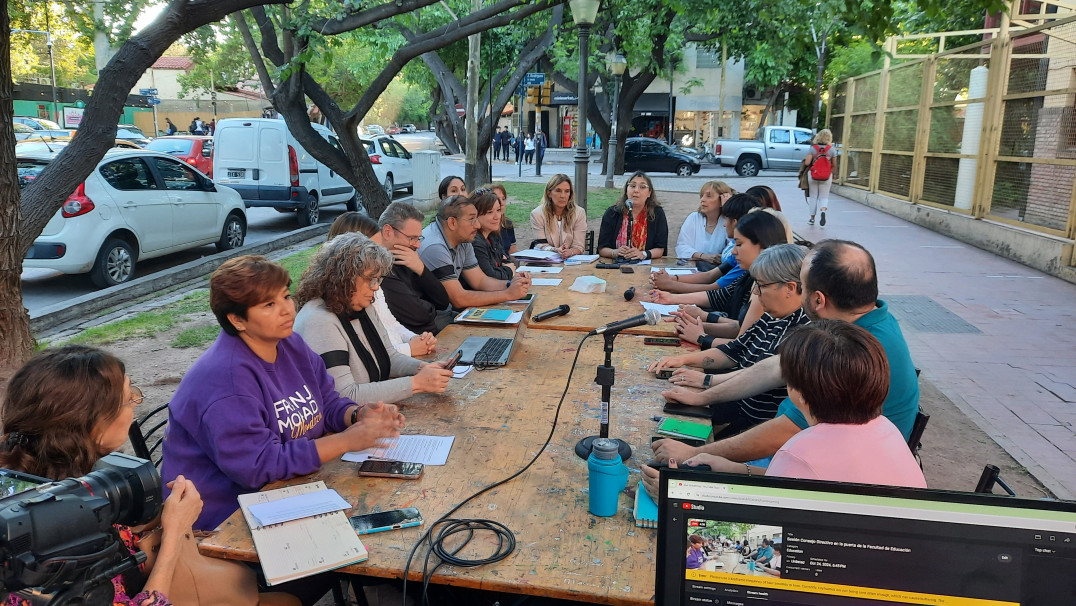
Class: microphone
626,199,633,211
624,286,635,301
589,308,660,336
533,304,570,322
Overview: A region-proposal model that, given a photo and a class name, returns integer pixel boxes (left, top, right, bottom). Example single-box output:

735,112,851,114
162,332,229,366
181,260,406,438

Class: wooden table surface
521,261,680,337
199,324,696,604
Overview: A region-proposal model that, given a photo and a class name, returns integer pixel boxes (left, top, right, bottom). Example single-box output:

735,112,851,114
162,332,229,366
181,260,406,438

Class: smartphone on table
349,507,424,535
357,460,424,479
656,368,674,379
620,265,635,274
645,337,681,347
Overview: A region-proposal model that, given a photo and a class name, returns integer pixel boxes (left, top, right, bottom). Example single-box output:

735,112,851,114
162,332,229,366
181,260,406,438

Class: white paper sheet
342,435,455,465
246,489,352,527
640,301,680,316
531,278,563,286
520,266,563,274
652,267,696,275
452,365,473,379
565,254,600,264
513,249,561,259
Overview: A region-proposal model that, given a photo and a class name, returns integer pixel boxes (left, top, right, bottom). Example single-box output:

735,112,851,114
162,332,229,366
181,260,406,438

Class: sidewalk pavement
486,159,1076,499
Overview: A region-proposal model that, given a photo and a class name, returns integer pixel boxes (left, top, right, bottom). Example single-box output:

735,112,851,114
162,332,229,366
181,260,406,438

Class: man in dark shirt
373,202,454,334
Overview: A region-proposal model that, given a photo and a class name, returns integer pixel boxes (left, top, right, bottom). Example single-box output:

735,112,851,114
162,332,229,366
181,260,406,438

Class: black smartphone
349,507,424,535
651,435,706,448
656,368,674,379
662,401,713,419
357,460,424,479
444,349,463,369
645,337,681,347
620,265,635,274
596,263,621,269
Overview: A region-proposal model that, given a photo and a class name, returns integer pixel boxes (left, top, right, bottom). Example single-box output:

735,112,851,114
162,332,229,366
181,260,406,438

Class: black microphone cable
401,332,594,605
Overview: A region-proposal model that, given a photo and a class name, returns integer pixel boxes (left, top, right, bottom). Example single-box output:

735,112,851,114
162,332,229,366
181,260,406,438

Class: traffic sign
139,88,159,96
148,97,161,105
523,73,546,86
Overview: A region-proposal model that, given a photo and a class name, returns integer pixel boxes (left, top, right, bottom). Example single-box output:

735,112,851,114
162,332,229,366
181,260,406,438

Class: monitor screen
656,470,1076,606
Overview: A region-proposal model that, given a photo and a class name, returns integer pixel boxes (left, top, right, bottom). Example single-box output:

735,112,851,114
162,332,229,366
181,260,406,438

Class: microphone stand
574,331,633,461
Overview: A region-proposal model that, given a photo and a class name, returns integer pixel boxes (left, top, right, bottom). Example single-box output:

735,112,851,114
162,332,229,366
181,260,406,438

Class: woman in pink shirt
683,320,926,488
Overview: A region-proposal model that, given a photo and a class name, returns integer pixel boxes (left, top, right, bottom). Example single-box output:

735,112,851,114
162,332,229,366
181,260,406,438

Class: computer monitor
656,469,1076,606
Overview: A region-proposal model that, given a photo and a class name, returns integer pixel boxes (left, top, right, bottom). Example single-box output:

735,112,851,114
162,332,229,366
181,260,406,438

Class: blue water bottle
588,438,628,516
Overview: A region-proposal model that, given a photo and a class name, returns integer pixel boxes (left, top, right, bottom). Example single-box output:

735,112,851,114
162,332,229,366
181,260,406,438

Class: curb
30,223,331,333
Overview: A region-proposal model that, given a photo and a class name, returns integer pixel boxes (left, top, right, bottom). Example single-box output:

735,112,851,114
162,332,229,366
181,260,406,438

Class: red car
145,135,214,177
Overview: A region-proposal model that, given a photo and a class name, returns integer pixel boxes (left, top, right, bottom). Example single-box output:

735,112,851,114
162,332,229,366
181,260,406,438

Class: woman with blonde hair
803,129,835,226
529,174,587,258
674,181,732,270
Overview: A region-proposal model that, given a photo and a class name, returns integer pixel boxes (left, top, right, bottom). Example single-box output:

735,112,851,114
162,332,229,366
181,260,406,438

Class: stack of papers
531,278,563,286
652,267,696,275
247,488,351,527
514,249,563,263
521,266,563,274
565,254,600,264
342,435,456,465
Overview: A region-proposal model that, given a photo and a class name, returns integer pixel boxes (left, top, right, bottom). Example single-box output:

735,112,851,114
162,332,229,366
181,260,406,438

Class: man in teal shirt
651,239,919,465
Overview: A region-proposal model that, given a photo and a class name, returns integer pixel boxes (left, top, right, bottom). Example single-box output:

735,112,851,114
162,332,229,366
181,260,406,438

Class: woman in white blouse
529,174,588,258
675,181,732,270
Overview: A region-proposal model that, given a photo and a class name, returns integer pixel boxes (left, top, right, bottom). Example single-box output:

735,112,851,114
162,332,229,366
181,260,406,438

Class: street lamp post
604,53,626,190
569,0,600,212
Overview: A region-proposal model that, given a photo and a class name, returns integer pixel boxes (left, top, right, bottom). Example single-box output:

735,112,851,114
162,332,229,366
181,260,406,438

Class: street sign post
139,88,159,96
147,97,161,105
523,73,546,86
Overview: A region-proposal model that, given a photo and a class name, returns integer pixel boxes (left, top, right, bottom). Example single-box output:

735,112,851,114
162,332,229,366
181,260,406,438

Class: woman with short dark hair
163,255,405,531
471,189,516,280
681,320,927,487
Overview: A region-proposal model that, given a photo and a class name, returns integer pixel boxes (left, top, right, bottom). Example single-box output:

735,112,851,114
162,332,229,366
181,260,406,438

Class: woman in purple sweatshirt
686,534,708,570
161,255,406,531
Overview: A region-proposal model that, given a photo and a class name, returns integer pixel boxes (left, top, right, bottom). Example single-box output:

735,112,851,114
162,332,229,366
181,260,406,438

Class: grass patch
171,323,221,348
278,246,320,282
67,310,190,345
501,182,620,227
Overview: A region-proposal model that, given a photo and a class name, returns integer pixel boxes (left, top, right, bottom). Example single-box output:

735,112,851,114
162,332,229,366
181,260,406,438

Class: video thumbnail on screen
685,519,783,578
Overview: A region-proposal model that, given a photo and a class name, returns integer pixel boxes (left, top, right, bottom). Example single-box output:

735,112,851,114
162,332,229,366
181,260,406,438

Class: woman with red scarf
597,171,669,262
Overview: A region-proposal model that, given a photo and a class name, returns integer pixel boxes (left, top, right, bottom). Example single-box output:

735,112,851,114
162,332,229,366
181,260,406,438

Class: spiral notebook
238,481,368,586
633,482,659,529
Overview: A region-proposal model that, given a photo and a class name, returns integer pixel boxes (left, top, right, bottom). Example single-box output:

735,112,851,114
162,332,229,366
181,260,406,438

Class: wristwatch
703,374,713,388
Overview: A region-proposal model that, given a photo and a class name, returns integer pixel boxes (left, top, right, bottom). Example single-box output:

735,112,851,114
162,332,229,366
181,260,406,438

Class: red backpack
809,144,833,181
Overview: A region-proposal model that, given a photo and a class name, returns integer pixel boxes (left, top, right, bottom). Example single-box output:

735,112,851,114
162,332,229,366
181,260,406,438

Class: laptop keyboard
475,338,513,364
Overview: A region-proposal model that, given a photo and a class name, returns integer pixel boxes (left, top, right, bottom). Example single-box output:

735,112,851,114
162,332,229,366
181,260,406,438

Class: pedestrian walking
524,134,535,164
164,118,177,136
535,128,547,176
493,128,503,163
803,128,835,226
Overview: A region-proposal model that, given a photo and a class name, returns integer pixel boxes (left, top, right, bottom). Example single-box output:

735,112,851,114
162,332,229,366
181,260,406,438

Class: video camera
0,452,162,606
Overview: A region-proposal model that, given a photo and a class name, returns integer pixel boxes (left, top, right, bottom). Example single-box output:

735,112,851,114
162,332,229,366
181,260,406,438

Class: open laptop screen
656,470,1076,606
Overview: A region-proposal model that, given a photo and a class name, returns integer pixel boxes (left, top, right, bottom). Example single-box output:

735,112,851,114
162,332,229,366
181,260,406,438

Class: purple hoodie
161,331,353,530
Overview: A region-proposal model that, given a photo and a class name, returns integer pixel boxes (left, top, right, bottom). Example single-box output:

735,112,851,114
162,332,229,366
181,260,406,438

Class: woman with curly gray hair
294,232,453,405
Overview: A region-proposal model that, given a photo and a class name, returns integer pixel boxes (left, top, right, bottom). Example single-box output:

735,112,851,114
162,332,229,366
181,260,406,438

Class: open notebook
238,481,368,585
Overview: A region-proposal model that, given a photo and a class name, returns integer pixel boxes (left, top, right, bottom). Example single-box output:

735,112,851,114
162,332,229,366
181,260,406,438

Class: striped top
716,308,810,423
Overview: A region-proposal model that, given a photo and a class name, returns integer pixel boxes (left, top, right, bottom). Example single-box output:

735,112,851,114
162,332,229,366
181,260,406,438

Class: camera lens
83,453,162,526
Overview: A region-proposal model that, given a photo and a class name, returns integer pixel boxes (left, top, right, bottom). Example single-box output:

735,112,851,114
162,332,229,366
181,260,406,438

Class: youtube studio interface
656,474,1076,606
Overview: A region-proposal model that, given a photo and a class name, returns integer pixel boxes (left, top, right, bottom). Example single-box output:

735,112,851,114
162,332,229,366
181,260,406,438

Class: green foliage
171,324,221,348
178,22,258,98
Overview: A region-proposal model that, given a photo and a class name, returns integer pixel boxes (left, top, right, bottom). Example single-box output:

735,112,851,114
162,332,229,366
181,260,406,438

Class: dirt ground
99,188,1049,499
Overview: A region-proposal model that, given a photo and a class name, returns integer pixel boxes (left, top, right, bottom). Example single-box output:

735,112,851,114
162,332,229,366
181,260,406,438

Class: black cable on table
401,333,593,605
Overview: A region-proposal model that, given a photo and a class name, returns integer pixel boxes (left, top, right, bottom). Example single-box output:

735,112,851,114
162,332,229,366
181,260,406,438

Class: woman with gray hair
294,232,453,405
650,244,810,438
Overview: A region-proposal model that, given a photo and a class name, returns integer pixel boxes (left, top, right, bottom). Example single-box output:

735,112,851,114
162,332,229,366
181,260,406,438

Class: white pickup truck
715,126,816,176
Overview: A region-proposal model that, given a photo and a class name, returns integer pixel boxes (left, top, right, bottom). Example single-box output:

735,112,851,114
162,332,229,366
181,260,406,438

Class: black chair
527,238,548,250
907,409,930,466
128,403,169,468
584,230,595,254
975,464,1016,495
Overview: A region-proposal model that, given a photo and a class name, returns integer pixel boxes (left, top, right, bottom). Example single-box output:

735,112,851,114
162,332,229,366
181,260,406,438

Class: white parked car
364,135,413,197
18,148,247,288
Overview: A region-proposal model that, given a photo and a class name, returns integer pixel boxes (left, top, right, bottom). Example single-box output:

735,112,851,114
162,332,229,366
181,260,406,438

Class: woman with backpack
803,128,835,226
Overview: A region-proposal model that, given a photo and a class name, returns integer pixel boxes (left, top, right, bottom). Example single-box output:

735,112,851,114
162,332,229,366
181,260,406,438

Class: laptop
451,302,533,367
655,469,1076,606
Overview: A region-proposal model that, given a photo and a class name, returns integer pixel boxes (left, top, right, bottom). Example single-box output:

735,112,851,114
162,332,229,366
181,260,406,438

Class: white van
213,119,357,226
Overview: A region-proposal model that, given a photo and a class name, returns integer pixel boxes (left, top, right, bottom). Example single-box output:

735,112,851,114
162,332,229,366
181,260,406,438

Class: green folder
656,417,712,441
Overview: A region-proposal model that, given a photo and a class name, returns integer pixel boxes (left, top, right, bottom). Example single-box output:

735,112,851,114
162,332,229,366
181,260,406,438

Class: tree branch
310,0,443,36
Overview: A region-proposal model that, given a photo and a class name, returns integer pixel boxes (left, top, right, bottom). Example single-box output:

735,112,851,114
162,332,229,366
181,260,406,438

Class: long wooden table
520,261,680,337
200,323,696,604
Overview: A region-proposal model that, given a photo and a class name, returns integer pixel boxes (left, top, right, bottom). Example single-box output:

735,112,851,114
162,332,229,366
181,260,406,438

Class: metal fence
828,6,1076,245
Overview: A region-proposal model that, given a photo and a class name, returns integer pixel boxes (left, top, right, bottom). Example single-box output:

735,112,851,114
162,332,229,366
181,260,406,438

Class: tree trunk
811,29,828,131
0,2,34,380
464,0,482,191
